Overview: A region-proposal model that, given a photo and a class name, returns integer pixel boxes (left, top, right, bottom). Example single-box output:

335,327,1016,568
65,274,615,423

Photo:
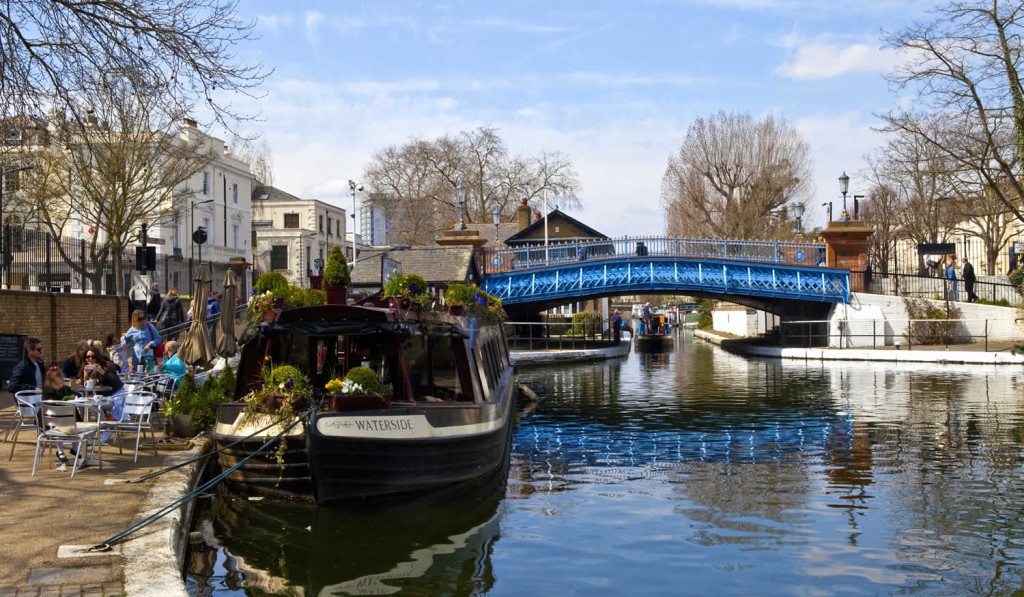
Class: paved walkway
0,391,164,596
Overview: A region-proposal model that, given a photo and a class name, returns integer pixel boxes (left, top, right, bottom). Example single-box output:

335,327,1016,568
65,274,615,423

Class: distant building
251,185,347,288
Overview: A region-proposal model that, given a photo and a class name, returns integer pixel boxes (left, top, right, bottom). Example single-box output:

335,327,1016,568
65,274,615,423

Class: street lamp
838,171,850,221
348,180,363,265
792,202,805,240
822,201,832,223
492,207,500,244
456,182,466,230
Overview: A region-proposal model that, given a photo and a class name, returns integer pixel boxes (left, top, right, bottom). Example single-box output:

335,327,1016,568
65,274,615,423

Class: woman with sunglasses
78,349,126,444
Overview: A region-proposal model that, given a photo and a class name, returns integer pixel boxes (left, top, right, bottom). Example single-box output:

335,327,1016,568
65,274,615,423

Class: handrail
481,236,826,274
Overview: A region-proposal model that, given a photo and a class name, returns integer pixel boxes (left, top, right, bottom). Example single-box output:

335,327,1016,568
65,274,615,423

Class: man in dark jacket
962,257,977,302
146,283,162,321
8,337,44,393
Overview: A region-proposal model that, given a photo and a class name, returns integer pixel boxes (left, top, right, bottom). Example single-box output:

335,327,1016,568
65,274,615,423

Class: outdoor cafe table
70,385,111,399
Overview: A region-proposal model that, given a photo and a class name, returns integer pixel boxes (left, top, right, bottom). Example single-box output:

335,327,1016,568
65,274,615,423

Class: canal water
186,331,1024,595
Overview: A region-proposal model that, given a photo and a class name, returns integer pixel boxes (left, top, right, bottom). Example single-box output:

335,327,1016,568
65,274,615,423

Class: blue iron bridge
479,236,849,307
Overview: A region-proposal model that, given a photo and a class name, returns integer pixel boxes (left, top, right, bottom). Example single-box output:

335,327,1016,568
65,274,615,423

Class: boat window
402,333,465,401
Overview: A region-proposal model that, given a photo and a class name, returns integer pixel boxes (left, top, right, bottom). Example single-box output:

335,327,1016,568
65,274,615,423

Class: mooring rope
124,407,313,484
90,406,316,551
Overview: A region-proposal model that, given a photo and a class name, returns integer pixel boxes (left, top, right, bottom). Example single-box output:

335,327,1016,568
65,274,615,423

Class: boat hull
635,334,673,353
308,371,517,504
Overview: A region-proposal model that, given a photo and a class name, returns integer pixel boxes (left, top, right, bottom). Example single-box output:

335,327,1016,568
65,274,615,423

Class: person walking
156,288,186,338
122,309,161,371
146,283,162,321
946,256,959,302
8,337,45,393
962,257,977,302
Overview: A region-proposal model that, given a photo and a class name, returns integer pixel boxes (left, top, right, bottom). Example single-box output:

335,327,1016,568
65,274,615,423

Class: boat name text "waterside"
318,415,424,438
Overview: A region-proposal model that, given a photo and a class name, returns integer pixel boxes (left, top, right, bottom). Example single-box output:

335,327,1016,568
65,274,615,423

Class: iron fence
503,320,627,351
779,318,1002,351
0,224,242,297
853,269,1021,305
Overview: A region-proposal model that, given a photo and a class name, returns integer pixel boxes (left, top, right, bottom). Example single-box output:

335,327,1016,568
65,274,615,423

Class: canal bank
695,329,1024,365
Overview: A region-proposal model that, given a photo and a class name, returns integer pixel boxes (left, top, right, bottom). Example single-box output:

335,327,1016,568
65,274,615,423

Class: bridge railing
481,236,827,274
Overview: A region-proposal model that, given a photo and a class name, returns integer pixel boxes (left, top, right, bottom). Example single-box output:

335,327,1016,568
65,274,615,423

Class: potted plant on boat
243,363,311,419
322,245,350,305
325,366,391,411
382,272,431,310
444,283,507,321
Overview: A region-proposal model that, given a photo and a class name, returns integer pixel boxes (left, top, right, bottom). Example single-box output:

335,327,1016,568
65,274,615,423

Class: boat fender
517,383,539,402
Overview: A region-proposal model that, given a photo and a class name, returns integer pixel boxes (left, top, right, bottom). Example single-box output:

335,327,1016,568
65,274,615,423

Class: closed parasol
216,269,239,356
177,263,215,367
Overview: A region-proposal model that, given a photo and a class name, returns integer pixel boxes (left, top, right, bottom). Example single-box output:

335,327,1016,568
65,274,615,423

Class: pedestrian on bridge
962,257,977,302
945,256,959,302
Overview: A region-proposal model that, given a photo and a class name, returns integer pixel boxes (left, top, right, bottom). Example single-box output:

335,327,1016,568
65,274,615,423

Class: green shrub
1009,265,1024,290
283,284,305,308
218,366,236,401
344,366,381,394
164,373,198,416
697,299,713,330
903,297,961,345
570,311,603,336
254,271,288,296
383,272,432,308
264,364,309,391
443,283,505,321
323,245,350,286
995,298,1011,307
306,288,326,306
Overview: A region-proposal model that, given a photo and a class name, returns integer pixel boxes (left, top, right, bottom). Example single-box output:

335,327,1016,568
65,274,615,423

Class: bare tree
362,126,582,246
660,111,813,239
0,0,267,127
229,133,274,185
19,77,216,292
881,0,1024,227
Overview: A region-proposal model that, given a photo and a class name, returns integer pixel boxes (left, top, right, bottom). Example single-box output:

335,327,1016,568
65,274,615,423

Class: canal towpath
0,389,204,597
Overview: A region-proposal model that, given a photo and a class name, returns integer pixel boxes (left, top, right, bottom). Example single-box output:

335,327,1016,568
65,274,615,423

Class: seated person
156,340,187,387
61,340,89,380
42,367,73,402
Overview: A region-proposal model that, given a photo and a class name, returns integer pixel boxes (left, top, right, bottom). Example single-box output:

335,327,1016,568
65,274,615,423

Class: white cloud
304,10,323,45
777,42,907,80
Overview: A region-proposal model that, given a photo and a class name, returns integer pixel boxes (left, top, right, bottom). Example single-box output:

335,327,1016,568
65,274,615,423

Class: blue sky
229,0,935,235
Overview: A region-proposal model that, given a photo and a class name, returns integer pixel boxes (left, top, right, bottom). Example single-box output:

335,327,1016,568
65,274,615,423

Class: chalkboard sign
0,334,25,389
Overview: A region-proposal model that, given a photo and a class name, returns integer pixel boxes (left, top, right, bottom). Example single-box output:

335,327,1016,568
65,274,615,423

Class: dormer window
4,130,22,146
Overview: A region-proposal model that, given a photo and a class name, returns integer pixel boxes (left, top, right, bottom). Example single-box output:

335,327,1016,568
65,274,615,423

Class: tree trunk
113,249,124,295
987,248,999,276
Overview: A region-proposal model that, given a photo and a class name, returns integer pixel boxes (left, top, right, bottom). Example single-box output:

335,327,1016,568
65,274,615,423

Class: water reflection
190,331,1024,595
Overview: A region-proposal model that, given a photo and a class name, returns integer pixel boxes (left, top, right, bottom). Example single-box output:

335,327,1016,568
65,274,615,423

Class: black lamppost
838,171,850,221
457,182,466,230
190,198,213,294
492,207,500,244
348,179,363,264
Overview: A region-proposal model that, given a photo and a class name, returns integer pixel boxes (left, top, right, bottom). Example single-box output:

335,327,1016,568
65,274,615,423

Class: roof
464,222,521,248
502,209,608,245
252,184,302,202
350,246,480,288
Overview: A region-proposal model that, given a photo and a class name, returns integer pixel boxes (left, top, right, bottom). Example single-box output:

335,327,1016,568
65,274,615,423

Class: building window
232,224,239,249
337,221,341,237
232,182,238,203
202,171,210,195
4,130,22,146
270,245,288,270
284,213,299,229
203,217,212,244
327,217,332,235
319,215,324,232
3,171,20,193
306,245,311,275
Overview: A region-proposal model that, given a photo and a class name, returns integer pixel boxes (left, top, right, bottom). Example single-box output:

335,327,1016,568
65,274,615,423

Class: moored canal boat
213,296,517,505
635,314,673,353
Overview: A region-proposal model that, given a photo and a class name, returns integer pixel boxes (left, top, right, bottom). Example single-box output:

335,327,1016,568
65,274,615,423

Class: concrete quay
695,329,1024,365
510,339,632,366
0,391,204,597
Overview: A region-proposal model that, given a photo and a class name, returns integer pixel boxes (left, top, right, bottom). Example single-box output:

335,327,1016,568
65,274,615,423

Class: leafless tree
859,152,905,275
18,77,216,292
229,133,274,186
659,111,813,240
362,126,581,245
0,0,267,127
881,0,1024,227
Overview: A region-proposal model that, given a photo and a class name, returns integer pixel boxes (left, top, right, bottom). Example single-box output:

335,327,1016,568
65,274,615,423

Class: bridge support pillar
819,221,873,292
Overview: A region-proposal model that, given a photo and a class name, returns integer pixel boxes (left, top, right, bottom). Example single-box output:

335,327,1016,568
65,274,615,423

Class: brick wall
0,291,130,362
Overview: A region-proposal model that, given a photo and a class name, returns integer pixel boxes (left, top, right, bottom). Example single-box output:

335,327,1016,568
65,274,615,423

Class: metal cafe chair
106,391,159,462
32,401,102,478
4,390,42,460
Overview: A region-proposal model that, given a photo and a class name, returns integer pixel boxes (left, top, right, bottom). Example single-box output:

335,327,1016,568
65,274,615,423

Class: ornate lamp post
456,182,466,230
792,201,805,240
838,171,850,221
348,180,363,264
492,207,500,244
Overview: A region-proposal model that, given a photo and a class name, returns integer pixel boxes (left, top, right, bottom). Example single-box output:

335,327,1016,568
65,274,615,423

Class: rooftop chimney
517,199,531,231
183,117,197,128
535,211,541,221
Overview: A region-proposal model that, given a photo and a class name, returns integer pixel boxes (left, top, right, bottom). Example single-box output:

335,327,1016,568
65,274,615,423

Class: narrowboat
213,298,517,505
635,314,673,353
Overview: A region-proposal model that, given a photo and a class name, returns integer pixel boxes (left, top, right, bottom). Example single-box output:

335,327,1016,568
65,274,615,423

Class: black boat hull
308,371,517,504
635,334,673,353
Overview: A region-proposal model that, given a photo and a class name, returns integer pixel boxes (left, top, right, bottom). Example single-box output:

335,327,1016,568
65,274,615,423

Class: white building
252,185,348,287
